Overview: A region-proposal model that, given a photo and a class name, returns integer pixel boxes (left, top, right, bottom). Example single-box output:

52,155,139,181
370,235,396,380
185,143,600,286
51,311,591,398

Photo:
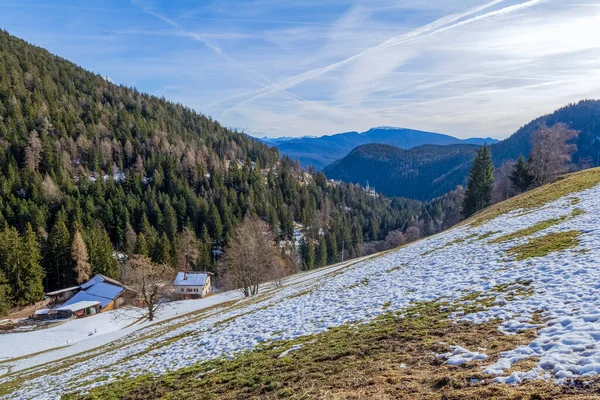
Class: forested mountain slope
324,143,478,200
266,127,496,170
0,30,464,310
325,100,600,200
3,168,600,400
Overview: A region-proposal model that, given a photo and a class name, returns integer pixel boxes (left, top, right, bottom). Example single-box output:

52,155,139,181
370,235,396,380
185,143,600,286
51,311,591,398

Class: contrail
213,0,509,109
131,0,309,107
220,0,546,112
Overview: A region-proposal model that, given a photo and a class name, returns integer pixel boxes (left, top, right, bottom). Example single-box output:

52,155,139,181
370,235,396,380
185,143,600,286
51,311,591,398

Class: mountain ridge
260,127,498,169
324,100,600,200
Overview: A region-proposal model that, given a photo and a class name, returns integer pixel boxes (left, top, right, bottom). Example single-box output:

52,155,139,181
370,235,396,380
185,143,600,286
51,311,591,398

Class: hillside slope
0,29,463,302
324,143,478,200
268,127,496,170
3,168,600,399
325,101,600,200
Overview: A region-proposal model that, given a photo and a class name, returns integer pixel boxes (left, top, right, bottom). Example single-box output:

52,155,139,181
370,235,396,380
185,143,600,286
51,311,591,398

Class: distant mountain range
259,127,498,170
324,100,600,200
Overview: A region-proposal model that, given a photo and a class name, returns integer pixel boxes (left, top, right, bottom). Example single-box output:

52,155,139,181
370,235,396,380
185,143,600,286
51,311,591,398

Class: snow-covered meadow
2,181,600,399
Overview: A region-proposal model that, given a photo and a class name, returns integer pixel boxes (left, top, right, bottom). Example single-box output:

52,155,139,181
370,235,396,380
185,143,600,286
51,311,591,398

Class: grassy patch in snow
488,208,584,245
69,285,598,400
421,235,477,256
506,230,582,261
467,167,600,227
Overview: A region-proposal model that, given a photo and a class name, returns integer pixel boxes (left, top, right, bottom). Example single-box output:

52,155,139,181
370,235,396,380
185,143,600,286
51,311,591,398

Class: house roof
45,286,80,296
55,301,100,312
61,274,125,310
173,272,208,287
85,282,124,300
62,292,112,309
80,274,124,290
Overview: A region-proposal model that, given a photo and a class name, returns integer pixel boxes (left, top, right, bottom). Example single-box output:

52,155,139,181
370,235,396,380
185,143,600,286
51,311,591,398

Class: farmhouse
61,274,127,312
173,272,211,299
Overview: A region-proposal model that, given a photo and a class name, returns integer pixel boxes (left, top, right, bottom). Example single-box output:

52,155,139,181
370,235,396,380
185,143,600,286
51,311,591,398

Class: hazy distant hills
324,100,600,200
260,127,498,170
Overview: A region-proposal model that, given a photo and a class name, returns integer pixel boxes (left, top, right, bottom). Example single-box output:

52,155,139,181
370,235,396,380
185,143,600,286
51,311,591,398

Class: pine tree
462,144,494,217
155,233,173,266
317,237,327,267
207,203,223,240
88,224,118,279
197,225,213,272
135,232,149,256
0,269,12,315
72,230,91,284
46,217,72,289
20,224,45,304
509,155,534,193
326,232,338,264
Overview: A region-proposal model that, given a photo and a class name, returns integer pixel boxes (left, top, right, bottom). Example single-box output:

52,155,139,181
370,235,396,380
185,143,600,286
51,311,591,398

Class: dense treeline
0,30,463,312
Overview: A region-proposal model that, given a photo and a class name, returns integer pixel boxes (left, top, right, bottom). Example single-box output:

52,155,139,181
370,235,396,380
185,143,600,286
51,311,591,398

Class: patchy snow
278,344,303,358
3,183,600,398
438,345,488,365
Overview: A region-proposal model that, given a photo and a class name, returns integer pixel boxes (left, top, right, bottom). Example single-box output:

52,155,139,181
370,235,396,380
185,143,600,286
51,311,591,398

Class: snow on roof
45,286,80,296
55,301,100,312
85,282,124,300
60,275,126,310
63,292,112,309
34,309,50,315
173,272,208,287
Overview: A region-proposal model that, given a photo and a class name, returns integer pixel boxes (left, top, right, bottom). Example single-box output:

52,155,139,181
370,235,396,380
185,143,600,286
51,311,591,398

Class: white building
173,272,212,299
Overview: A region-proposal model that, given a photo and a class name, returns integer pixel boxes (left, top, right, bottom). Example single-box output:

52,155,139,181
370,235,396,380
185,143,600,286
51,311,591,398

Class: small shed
173,272,211,299
55,301,100,319
45,286,80,307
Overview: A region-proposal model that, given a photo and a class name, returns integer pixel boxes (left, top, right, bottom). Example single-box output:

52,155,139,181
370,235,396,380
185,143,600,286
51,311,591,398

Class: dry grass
467,168,600,228
72,295,600,400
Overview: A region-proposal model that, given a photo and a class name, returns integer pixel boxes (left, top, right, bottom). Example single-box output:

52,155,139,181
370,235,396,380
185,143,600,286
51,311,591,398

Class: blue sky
1,1,600,139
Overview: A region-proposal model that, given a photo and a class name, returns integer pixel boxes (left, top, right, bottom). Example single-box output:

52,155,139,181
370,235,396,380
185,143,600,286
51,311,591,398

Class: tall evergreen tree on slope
462,144,494,217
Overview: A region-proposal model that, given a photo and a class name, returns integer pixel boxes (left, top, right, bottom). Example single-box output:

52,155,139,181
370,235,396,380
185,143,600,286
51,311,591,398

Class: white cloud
57,0,600,138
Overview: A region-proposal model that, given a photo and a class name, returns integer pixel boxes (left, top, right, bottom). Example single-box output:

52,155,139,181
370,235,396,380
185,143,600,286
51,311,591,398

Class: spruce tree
0,270,12,315
207,203,223,240
135,232,149,256
462,144,494,217
88,224,118,279
46,217,72,289
20,224,45,304
197,225,213,272
317,237,327,267
509,155,534,193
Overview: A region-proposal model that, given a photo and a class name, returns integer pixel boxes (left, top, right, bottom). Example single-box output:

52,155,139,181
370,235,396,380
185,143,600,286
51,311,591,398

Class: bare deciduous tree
41,175,62,203
529,123,578,186
405,226,421,243
72,230,91,284
384,229,406,249
123,255,174,321
176,227,198,272
218,214,286,297
25,130,42,172
492,161,516,203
